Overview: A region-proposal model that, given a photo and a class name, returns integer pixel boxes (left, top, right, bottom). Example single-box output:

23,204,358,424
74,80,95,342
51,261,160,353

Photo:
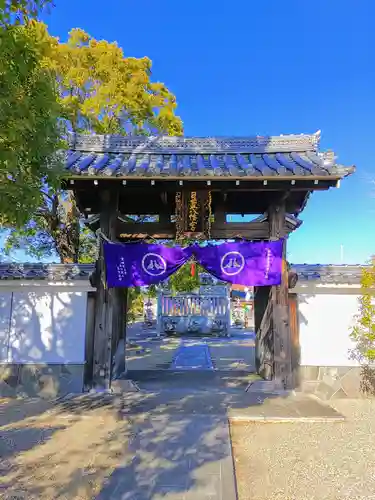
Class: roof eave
63,173,349,182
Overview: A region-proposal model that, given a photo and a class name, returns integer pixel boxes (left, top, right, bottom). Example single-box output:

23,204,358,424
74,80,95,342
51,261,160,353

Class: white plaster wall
298,292,360,367
0,292,12,361
0,288,89,364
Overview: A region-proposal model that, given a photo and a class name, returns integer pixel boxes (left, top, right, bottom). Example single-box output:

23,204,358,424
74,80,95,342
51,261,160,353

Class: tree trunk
51,191,81,263
55,227,80,263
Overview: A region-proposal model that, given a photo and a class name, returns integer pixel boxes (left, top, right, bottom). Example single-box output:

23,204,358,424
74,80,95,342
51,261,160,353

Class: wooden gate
254,287,300,387
289,293,300,387
254,286,274,380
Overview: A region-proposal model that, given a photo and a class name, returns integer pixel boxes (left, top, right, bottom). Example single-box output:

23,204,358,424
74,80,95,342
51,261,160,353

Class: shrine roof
63,131,355,180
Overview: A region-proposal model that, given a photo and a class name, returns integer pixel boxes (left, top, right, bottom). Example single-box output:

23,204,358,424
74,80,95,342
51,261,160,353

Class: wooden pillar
214,203,226,225
83,291,96,389
92,189,125,390
288,292,300,388
159,210,170,225
110,287,126,380
254,285,272,376
269,199,292,389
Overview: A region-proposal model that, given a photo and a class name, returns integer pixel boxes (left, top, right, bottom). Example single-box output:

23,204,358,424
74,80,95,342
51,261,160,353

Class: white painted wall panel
0,292,12,361
298,293,360,366
8,291,88,364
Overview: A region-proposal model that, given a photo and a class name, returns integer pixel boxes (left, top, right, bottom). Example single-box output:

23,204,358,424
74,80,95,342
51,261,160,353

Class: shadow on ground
0,372,343,500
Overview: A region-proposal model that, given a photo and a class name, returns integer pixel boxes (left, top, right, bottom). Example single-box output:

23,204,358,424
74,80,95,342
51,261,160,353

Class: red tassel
191,262,196,277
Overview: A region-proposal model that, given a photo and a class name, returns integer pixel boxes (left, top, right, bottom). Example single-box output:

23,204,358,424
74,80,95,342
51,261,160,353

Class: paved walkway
126,328,256,372
171,340,214,370
96,414,235,500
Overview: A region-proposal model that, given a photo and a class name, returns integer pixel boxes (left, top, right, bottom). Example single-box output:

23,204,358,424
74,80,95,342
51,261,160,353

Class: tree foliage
0,21,62,227
350,260,375,394
3,193,96,263
126,288,145,323
58,28,182,135
4,21,183,262
0,0,51,25
168,262,202,294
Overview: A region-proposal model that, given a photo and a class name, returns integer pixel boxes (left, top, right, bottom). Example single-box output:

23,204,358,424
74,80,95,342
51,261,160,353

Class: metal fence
158,292,230,335
160,294,228,317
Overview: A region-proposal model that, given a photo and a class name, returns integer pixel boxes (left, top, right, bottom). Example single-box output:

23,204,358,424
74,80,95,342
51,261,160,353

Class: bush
350,262,375,395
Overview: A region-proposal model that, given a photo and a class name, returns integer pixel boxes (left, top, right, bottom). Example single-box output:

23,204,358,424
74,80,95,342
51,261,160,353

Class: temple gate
63,131,354,390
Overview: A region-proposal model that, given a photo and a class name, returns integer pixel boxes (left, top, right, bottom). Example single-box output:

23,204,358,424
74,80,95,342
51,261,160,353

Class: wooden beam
89,216,300,241
210,221,297,239
211,222,269,239
118,222,270,240
118,222,175,240
269,200,293,389
119,233,174,240
115,220,298,240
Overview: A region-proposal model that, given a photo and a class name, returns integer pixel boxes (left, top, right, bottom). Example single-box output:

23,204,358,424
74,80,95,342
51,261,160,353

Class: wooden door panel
288,293,300,387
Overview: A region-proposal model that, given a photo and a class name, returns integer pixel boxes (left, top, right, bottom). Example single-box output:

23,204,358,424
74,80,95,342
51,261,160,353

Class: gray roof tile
0,262,366,285
292,264,365,285
64,132,354,179
0,264,94,281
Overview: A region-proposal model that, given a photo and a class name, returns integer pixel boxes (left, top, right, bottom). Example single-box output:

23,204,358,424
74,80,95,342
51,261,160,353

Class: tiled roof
64,131,355,179
292,264,365,285
0,263,366,284
0,263,94,281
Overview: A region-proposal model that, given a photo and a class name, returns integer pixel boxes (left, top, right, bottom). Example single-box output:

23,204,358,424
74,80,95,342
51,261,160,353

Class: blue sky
6,0,375,265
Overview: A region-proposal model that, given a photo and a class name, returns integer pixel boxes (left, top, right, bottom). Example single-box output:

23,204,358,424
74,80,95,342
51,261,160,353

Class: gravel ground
231,399,375,500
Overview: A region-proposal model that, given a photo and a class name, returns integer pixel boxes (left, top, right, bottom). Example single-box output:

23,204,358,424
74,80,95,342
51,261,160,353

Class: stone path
126,329,256,373
96,414,235,500
118,341,237,500
171,340,214,370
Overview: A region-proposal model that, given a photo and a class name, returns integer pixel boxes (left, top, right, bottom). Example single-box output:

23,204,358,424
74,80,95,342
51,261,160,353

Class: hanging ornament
175,192,183,239
206,190,212,239
191,261,196,277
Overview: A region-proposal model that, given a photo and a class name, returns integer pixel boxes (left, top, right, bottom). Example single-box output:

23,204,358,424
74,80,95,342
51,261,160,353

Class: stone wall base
0,363,84,400
297,365,365,400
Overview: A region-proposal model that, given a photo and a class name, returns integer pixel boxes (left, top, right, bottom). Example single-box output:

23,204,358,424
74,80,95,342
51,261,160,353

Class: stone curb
227,418,240,500
229,415,346,423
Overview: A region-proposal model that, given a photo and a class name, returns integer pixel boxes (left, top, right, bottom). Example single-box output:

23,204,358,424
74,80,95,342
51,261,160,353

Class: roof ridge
67,131,322,154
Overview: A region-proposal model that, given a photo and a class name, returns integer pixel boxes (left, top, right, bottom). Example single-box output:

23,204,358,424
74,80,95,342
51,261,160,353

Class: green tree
168,262,202,294
126,288,146,323
4,21,183,262
0,0,51,25
0,21,62,227
350,260,375,394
